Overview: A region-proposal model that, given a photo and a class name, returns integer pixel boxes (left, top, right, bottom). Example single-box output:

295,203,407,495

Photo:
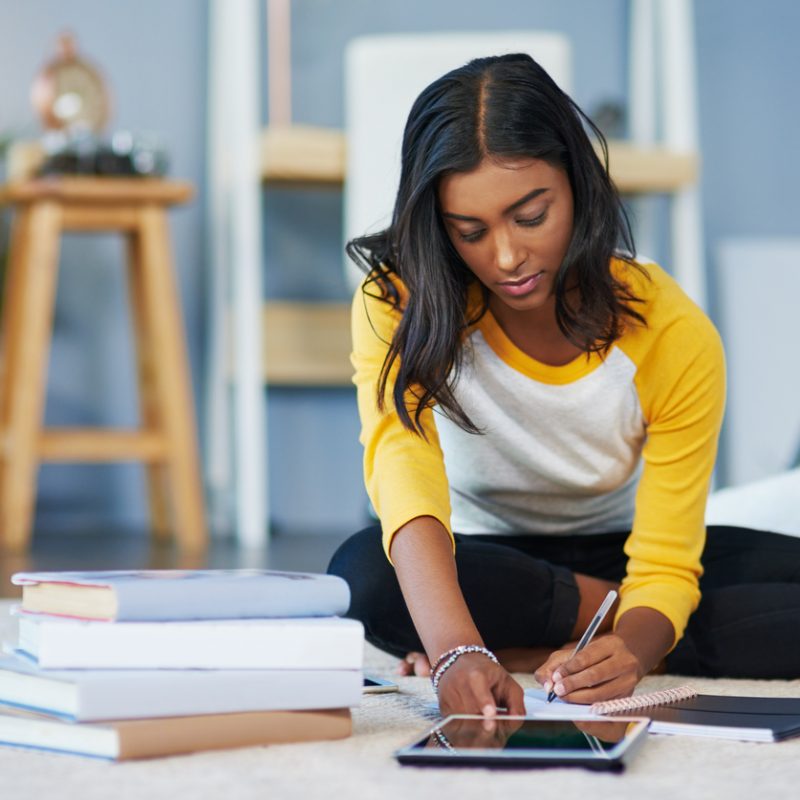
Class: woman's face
438,156,574,318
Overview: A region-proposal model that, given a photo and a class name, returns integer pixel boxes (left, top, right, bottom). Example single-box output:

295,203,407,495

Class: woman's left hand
533,633,644,704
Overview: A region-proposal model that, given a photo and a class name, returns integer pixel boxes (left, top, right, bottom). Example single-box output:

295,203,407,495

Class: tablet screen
396,715,649,769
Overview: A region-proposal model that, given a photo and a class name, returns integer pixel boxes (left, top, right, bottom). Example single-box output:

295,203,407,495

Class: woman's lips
497,271,544,297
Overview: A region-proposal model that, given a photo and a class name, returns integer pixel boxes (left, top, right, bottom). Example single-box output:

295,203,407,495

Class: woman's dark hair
346,53,644,436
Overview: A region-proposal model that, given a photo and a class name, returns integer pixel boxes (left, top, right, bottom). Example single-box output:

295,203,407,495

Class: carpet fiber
1,602,798,798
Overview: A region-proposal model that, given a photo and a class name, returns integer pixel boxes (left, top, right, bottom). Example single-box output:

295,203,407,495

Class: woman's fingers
465,662,499,717
497,673,526,715
438,653,523,717
548,635,641,702
533,646,575,687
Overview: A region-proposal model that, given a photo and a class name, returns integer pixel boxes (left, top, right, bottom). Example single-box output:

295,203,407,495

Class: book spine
113,575,351,620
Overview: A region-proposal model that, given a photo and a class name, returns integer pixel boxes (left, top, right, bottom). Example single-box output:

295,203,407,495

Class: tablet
363,675,399,694
395,715,650,771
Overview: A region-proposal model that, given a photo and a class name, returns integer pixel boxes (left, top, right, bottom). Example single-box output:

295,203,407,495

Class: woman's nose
493,228,524,274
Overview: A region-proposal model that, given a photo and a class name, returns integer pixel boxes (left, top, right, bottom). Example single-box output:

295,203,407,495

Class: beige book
0,706,351,760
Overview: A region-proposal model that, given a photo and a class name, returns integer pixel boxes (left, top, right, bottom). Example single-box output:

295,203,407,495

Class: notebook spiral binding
590,685,698,715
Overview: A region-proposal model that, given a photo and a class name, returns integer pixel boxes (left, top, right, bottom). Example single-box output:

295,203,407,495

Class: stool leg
0,202,62,551
0,209,32,497
126,231,172,542
135,206,207,551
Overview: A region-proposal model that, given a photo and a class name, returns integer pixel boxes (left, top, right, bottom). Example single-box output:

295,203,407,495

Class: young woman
328,53,800,718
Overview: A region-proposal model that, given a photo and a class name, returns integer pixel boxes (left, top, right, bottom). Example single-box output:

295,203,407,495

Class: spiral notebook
524,686,800,742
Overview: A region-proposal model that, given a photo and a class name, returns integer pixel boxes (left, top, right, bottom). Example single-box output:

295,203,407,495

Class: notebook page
523,688,602,719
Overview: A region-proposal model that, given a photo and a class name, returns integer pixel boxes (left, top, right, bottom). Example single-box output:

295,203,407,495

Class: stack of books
0,569,364,760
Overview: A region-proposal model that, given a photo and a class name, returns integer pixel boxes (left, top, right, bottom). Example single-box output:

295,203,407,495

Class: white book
15,615,364,670
0,655,362,721
11,569,350,621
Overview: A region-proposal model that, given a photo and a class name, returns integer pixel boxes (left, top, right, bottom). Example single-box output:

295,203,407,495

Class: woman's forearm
614,607,675,676
390,516,525,716
389,516,484,661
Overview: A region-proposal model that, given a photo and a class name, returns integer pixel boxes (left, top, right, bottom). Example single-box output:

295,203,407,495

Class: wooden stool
0,177,207,552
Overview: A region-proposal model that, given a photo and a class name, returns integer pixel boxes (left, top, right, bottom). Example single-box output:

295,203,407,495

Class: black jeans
327,524,800,679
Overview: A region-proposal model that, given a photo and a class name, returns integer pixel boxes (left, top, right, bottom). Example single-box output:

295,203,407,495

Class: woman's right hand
436,652,526,717
389,517,525,717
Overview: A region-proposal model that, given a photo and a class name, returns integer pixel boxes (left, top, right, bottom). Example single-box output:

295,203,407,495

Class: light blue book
12,569,350,621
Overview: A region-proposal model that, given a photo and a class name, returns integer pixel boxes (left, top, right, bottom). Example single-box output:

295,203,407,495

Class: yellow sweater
351,258,726,642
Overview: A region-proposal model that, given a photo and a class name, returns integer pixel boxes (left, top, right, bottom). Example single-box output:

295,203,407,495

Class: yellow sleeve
350,280,454,561
617,301,726,645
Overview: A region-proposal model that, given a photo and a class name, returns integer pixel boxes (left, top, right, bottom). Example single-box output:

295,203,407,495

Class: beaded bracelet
431,727,456,751
430,645,499,693
431,644,497,676
430,646,466,676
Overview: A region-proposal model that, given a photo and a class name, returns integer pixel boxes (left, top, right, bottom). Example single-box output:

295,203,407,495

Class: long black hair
347,53,644,436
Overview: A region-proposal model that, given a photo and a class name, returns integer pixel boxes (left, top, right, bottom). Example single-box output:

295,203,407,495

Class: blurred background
0,0,798,585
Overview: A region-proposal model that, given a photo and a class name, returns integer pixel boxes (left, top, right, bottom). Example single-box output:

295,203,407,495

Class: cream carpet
1,601,798,798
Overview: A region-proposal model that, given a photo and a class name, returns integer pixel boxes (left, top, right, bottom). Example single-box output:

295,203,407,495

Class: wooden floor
0,531,350,598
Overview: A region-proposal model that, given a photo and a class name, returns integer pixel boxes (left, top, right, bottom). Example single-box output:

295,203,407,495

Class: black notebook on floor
593,689,800,742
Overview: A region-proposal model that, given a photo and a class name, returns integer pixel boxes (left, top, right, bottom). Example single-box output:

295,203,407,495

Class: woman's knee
327,525,419,656
327,525,394,618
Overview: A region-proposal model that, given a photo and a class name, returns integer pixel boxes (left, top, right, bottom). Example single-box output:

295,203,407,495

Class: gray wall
1,1,798,538
696,1,800,243
696,1,800,483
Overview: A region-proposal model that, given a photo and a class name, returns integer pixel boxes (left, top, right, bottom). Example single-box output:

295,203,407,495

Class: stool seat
0,176,207,552
0,176,194,205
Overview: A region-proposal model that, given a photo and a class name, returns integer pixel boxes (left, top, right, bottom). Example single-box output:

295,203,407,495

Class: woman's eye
517,211,547,228
458,229,485,243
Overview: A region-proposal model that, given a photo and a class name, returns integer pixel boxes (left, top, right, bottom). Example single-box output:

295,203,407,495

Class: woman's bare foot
398,651,431,676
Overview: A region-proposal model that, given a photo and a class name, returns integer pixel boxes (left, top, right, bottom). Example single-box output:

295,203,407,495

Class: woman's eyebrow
442,187,549,222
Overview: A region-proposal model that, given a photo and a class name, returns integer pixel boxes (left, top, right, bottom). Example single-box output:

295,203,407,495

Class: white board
716,238,800,487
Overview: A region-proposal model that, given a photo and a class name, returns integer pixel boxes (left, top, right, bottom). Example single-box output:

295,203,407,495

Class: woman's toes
397,652,431,677
412,654,431,677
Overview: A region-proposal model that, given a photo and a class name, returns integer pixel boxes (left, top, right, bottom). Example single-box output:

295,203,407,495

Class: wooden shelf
260,124,698,192
262,301,352,386
258,128,699,387
261,125,345,185
600,142,698,193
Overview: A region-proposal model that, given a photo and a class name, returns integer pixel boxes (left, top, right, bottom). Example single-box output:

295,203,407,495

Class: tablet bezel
395,714,651,770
